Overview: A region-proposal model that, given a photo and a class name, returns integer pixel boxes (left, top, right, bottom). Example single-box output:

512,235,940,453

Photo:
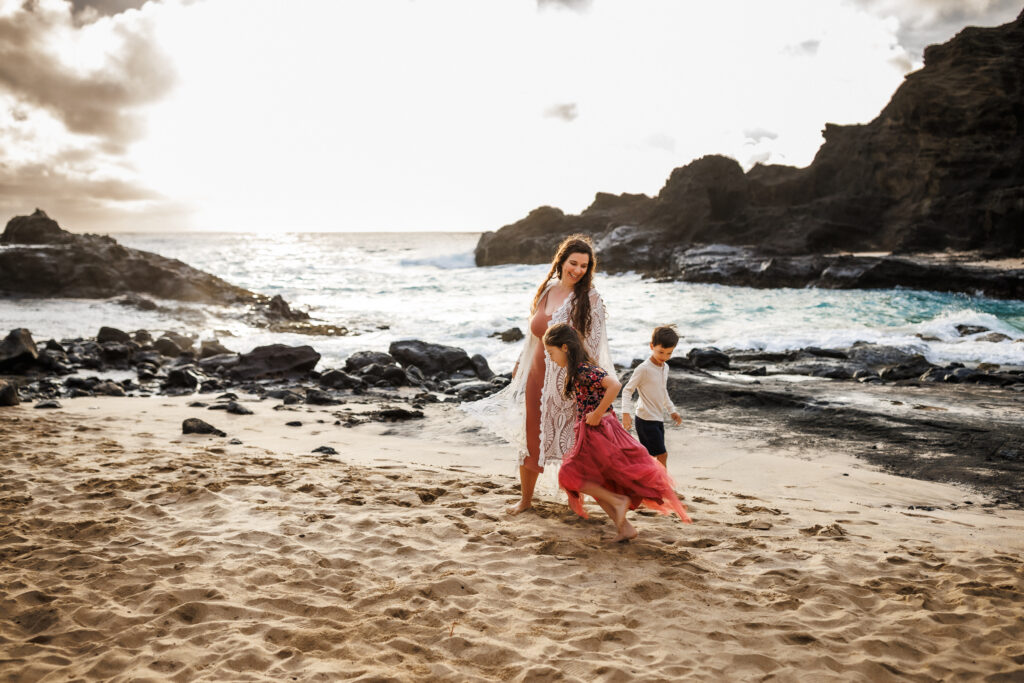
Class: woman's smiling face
560,251,590,285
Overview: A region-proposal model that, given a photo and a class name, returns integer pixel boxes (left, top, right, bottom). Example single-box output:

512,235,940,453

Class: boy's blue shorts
634,417,666,456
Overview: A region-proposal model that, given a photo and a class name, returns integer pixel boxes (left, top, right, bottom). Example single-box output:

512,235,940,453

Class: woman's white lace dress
463,284,616,469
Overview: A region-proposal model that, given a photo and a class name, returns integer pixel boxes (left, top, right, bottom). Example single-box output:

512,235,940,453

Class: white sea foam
1,232,1021,373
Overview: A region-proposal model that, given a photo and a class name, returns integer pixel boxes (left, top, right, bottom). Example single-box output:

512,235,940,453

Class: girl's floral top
572,361,608,421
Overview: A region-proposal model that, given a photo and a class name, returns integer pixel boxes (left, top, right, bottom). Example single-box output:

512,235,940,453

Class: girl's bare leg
508,466,539,515
580,482,638,542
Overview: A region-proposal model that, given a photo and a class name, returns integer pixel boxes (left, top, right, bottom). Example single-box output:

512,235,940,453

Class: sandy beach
2,394,1022,682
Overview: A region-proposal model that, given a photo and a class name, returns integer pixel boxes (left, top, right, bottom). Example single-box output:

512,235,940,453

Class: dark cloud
0,1,176,152
537,0,593,12
543,102,579,122
851,0,1022,60
71,0,151,19
0,158,191,233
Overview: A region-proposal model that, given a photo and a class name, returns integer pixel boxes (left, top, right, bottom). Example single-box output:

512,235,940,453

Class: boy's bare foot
506,499,532,515
608,521,638,543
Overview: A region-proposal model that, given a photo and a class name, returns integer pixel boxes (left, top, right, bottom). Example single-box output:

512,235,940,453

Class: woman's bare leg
508,466,540,515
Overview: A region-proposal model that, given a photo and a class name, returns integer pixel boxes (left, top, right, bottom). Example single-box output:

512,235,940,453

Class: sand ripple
1,408,1023,681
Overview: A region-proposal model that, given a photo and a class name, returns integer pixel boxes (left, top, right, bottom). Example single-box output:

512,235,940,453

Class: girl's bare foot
507,499,532,515
608,520,638,543
607,493,630,530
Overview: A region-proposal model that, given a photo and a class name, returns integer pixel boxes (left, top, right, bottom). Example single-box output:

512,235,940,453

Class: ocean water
1,231,1022,373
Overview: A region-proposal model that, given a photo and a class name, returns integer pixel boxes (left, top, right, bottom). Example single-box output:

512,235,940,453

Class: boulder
319,369,367,391
96,327,132,344
490,327,525,343
92,380,127,397
99,342,136,367
388,340,475,377
0,379,19,406
470,354,495,381
230,344,320,380
687,347,730,370
182,417,226,437
305,389,339,405
200,340,233,358
163,367,202,390
344,351,396,374
225,401,254,415
879,355,934,381
0,329,39,370
154,337,183,357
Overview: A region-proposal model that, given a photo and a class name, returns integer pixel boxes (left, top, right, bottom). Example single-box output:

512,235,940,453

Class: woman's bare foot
608,520,638,543
506,499,532,515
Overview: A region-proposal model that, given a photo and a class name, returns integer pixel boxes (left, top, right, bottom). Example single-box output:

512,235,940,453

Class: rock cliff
476,10,1024,287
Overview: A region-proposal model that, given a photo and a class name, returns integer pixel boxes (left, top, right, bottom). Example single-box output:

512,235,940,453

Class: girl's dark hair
543,323,593,398
531,234,597,338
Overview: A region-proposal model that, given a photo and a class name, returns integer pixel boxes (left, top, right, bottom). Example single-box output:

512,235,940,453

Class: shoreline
2,394,1024,679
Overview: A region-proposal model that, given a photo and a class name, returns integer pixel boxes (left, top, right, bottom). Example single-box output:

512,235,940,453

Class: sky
0,0,1020,233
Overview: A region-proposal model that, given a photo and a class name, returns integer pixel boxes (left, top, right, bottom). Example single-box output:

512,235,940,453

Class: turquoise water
1,232,1021,372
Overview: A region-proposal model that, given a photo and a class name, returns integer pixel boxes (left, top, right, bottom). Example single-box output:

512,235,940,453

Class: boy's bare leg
508,466,539,515
655,453,667,468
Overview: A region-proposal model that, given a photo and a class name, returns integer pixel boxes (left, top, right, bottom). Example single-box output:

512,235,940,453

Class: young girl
542,323,692,541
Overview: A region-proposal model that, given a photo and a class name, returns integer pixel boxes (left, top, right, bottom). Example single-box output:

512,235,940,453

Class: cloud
537,0,592,12
543,102,579,122
0,156,191,232
850,0,1022,59
644,132,676,153
784,39,821,56
71,0,150,20
743,128,779,143
0,1,176,151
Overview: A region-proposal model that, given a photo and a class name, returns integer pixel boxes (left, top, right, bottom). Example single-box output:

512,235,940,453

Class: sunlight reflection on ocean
1,231,1022,373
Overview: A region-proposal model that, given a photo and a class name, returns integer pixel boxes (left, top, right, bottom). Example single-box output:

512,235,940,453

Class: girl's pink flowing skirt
558,413,692,523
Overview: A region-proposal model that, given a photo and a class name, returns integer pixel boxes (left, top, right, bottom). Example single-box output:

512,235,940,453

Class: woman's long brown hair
543,323,594,398
530,234,597,338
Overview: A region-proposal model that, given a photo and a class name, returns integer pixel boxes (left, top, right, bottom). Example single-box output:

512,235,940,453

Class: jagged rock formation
0,209,257,303
476,11,1024,289
0,210,328,328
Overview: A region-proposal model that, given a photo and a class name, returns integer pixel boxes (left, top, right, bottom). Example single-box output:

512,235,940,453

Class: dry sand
1,395,1023,682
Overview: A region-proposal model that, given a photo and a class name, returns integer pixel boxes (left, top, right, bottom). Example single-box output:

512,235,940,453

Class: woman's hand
585,410,603,427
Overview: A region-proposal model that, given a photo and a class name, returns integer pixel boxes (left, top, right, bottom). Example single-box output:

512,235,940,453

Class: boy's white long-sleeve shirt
620,358,677,422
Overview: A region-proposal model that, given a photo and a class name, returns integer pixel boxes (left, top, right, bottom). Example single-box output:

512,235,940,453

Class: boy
621,325,682,467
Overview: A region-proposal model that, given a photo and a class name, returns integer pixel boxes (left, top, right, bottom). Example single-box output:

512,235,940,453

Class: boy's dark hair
651,325,679,348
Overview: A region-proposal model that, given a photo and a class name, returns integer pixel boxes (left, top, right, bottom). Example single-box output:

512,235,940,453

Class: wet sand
1,395,1023,681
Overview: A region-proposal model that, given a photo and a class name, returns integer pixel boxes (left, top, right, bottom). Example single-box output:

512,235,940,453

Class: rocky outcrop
0,210,324,330
0,210,257,303
476,11,1024,290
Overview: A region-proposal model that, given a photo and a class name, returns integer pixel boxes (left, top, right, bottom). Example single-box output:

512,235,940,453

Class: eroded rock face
476,11,1024,281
